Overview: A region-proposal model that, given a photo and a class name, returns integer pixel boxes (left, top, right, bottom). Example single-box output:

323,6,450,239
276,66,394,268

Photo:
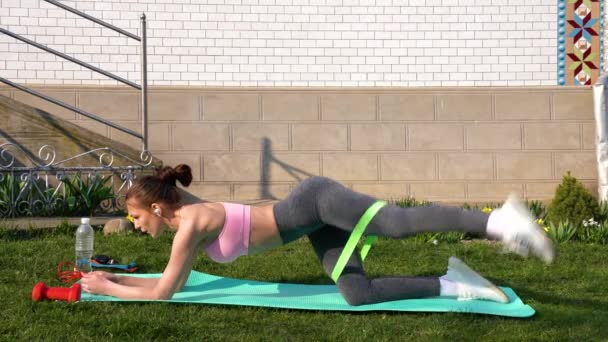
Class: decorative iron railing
0,143,155,218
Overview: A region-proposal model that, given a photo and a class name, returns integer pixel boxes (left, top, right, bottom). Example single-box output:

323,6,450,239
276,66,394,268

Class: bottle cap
81,217,90,224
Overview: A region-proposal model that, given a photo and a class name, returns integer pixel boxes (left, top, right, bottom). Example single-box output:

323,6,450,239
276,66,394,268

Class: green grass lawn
1,224,607,341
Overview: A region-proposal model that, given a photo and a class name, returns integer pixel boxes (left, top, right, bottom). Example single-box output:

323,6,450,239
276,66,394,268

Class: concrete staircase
0,94,161,169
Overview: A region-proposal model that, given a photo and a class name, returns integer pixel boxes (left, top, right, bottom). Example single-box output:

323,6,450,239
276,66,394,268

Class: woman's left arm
81,225,201,300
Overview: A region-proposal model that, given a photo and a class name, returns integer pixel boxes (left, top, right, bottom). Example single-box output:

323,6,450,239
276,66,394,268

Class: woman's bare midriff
248,204,284,254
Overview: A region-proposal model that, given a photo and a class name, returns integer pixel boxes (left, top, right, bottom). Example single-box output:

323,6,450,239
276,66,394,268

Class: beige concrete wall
0,85,597,204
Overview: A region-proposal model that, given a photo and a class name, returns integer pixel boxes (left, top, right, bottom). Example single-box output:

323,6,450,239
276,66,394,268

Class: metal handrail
0,28,140,90
140,15,148,151
0,3,148,151
43,0,141,41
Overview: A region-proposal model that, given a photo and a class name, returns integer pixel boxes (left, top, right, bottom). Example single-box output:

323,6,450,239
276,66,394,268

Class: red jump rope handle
32,282,81,303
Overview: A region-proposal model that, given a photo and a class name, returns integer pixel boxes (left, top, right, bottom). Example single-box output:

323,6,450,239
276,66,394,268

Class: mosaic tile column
558,0,604,85
603,0,607,73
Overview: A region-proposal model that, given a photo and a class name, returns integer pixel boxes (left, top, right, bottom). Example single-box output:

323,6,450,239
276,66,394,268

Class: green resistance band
330,200,387,283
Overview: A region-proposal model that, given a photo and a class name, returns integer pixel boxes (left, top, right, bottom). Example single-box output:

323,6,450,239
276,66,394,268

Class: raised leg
274,176,488,243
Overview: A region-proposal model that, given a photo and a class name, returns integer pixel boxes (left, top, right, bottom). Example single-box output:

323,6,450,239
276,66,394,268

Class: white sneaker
487,193,556,264
442,256,509,304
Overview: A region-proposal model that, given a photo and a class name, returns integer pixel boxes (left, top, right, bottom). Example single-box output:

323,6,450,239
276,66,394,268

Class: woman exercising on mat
80,164,555,305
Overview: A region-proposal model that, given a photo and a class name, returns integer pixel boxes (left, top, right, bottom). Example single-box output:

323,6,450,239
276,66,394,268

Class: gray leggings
273,176,489,306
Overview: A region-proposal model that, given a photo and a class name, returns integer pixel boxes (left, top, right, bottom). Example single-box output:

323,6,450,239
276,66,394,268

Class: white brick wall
0,0,558,86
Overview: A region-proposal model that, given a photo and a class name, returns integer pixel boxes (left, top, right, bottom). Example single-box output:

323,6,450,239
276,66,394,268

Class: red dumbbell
32,282,81,303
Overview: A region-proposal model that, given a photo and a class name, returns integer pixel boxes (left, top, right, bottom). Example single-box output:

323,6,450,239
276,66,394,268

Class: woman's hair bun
158,164,192,187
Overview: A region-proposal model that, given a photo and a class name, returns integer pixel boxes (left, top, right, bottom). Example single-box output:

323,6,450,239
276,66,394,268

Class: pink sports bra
203,202,251,263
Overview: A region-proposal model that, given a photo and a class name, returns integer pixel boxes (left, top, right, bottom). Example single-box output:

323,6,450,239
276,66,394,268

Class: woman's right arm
93,271,159,288
109,252,193,290
82,224,201,300
115,276,159,287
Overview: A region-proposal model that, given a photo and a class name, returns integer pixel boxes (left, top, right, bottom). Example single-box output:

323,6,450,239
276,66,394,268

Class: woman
81,164,555,305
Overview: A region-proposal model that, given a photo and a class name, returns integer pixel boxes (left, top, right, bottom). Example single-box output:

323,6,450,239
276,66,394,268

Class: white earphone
154,208,161,217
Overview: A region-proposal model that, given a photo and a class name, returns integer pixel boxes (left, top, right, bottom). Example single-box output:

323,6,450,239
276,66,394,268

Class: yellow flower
482,207,493,214
543,226,549,233
126,214,134,223
536,218,545,225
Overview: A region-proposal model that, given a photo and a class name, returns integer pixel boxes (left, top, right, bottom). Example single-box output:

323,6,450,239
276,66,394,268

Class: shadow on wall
0,127,30,168
37,107,102,165
0,94,103,166
177,137,312,204
260,137,313,200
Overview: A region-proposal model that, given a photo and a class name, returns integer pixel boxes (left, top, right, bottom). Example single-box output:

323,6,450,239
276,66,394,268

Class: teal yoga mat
80,271,535,317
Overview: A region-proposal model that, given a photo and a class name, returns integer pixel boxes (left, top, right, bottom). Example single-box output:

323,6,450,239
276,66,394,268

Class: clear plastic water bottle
75,217,94,273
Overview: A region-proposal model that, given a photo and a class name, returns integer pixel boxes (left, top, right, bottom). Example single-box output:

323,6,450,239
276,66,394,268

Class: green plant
436,232,466,243
0,173,21,215
393,197,432,208
527,200,547,220
411,232,439,244
468,202,501,211
546,220,578,243
22,179,63,217
580,220,608,244
1,174,49,217
546,172,599,232
59,172,115,216
596,200,608,222
39,187,63,216
410,231,466,244
0,172,118,218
